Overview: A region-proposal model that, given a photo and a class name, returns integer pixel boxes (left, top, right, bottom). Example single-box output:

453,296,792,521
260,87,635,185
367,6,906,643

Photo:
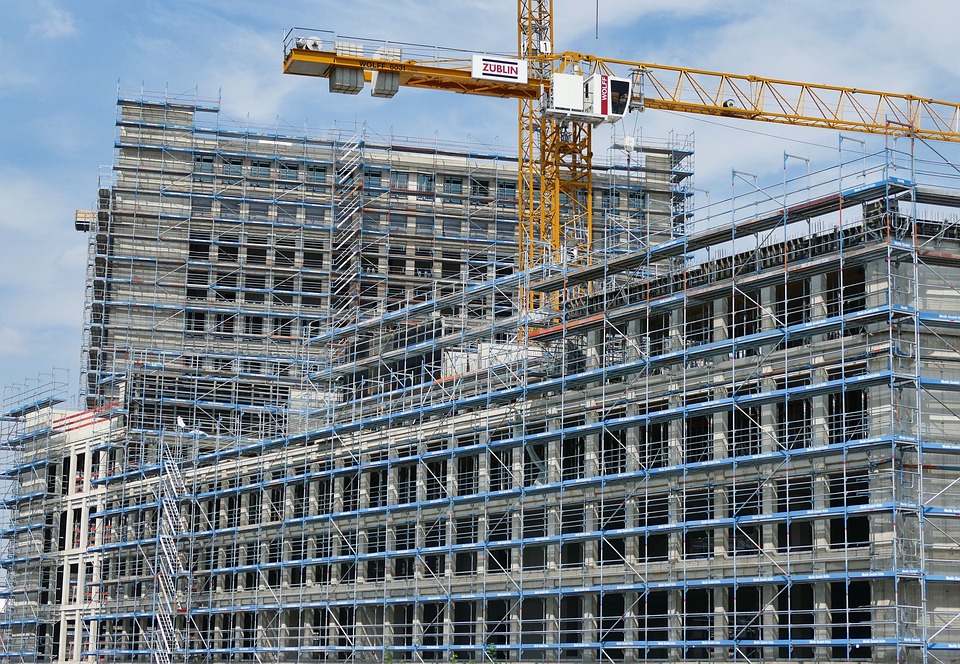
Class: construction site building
2,93,960,664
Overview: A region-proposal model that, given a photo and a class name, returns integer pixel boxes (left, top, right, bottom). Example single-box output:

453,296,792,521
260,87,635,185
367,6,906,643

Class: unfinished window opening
640,591,669,659
341,473,360,512
395,463,417,504
419,602,446,660
489,447,513,492
423,518,446,576
561,504,585,568
286,540,304,588
561,415,585,481
826,264,867,319
485,599,510,654
424,460,447,501
600,410,627,475
274,240,297,267
830,471,870,548
640,420,669,469
367,467,387,508
188,235,210,261
776,396,811,449
599,592,625,660
730,290,761,356
638,493,669,561
337,529,357,582
523,442,547,487
729,405,761,457
520,597,546,657
776,279,810,347
776,582,815,658
521,507,547,570
776,477,813,552
453,601,476,647
560,595,583,657
487,512,512,573
684,488,714,559
729,481,763,556
829,388,868,443
393,522,416,580
729,585,761,659
686,301,712,347
456,453,478,496
684,415,712,463
598,502,626,566
645,313,669,358
455,516,477,575
831,581,872,659
366,527,385,581
684,588,713,660
266,538,281,587
392,604,414,649
185,310,206,333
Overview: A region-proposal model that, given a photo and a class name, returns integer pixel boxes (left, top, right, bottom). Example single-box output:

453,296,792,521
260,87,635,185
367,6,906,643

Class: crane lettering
359,60,406,72
483,62,519,77
470,55,528,83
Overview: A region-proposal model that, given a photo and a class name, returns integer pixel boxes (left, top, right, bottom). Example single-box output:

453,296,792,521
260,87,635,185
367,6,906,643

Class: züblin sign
471,55,528,84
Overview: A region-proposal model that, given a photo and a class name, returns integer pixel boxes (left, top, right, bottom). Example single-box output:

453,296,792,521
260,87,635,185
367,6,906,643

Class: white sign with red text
471,55,528,84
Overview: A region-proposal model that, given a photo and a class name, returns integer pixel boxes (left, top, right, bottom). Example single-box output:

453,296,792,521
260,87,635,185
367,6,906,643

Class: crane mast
517,1,593,310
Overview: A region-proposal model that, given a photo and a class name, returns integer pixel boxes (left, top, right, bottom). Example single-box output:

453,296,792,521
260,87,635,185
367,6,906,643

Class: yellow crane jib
282,29,631,126
284,29,960,142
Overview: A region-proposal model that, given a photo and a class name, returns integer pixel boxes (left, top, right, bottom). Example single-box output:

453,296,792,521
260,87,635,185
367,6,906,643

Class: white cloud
29,0,77,39
0,37,36,90
0,328,26,359
30,0,77,39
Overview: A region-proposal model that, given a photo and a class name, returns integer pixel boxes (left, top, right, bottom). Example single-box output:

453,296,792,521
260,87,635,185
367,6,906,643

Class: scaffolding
3,94,960,664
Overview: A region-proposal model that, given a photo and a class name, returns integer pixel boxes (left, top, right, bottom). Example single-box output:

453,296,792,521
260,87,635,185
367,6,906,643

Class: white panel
551,73,584,112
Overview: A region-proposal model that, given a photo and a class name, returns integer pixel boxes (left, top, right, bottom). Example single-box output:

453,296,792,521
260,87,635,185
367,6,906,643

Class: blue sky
1,0,959,400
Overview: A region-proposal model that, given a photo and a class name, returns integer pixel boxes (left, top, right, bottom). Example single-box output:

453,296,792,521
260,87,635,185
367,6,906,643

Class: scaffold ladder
153,432,187,664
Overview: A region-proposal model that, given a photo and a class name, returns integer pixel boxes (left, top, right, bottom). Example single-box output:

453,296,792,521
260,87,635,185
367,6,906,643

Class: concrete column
714,586,729,661
585,427,599,479
547,434,561,484
668,407,683,467
714,482,729,559
668,481,683,572
626,405,641,473
760,286,777,333
667,589,682,661
809,273,828,321
813,581,831,661
713,399,729,461
477,443,489,494
864,253,890,309
626,317,643,362
810,369,831,446
586,328,603,370
583,593,598,656
763,479,778,557
761,583,778,659
713,295,730,344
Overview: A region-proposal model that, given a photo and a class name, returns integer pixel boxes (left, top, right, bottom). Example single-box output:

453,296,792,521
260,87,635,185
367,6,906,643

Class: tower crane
282,2,960,311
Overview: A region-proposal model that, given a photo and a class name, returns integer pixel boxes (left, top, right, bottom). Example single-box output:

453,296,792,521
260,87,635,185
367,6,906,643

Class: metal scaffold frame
3,94,960,664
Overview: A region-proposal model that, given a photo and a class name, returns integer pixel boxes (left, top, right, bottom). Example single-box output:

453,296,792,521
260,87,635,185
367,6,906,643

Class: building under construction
3,93,960,664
